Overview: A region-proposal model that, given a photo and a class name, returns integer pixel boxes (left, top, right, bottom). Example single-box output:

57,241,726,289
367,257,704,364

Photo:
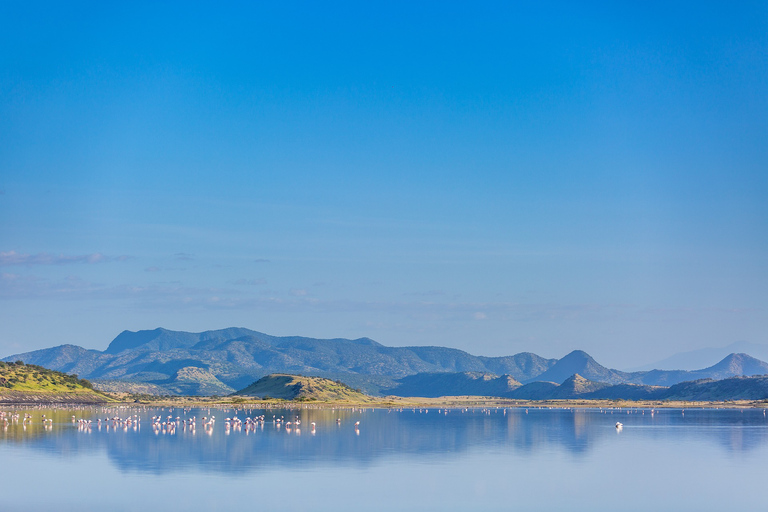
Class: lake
1,405,767,511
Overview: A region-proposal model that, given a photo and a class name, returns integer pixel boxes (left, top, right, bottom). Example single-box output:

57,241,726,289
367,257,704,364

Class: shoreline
0,390,115,405
3,392,766,409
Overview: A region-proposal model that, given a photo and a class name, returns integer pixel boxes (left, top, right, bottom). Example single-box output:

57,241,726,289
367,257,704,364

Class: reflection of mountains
4,408,768,473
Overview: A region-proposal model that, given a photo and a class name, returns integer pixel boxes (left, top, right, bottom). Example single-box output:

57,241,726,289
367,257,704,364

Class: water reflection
2,406,767,474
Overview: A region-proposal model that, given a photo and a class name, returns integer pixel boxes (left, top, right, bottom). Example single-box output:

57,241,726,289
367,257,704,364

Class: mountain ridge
4,328,768,396
3,328,559,394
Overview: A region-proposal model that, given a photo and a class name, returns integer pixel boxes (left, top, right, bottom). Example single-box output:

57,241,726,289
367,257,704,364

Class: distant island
3,327,768,403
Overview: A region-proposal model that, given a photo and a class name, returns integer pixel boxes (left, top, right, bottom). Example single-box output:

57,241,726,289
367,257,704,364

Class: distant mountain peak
705,353,768,377
724,352,756,362
560,373,596,389
352,337,382,347
105,327,261,354
105,328,165,354
560,350,596,363
525,349,624,385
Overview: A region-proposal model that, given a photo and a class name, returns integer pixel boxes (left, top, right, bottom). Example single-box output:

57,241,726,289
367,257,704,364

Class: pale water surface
1,406,766,511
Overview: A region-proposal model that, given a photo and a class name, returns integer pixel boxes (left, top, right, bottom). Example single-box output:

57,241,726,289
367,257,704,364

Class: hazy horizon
1,2,766,369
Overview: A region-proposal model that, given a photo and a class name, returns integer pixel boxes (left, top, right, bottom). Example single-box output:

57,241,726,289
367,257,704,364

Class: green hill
234,374,373,402
0,360,111,403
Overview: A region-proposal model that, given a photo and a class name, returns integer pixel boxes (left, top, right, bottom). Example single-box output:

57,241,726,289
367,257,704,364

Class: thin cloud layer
0,251,130,266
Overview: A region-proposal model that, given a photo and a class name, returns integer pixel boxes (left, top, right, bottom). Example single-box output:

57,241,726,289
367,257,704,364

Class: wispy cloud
0,273,231,302
0,251,130,266
174,252,194,261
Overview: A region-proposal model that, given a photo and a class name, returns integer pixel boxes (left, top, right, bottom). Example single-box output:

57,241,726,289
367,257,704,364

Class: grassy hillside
235,374,374,402
0,360,111,403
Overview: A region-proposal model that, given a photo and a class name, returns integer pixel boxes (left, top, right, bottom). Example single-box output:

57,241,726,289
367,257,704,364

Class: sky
1,1,766,369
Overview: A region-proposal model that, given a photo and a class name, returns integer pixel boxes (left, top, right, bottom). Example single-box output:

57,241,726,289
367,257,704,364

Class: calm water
1,406,767,511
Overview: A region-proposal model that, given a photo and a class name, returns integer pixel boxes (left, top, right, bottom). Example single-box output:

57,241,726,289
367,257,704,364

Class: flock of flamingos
0,407,370,436
0,404,712,438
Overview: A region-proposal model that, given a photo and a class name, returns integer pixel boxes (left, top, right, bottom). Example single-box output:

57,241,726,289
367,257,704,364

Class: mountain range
388,372,768,401
4,327,768,396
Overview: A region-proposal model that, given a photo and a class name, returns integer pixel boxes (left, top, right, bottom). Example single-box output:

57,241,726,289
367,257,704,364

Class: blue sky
1,1,766,368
